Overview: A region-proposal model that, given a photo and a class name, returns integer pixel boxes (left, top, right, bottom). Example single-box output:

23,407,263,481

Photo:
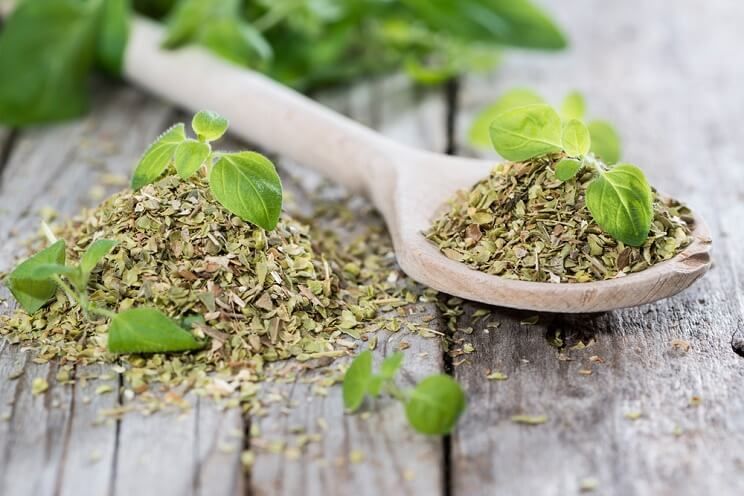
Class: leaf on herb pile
8,240,66,314
404,374,466,435
27,263,77,281
343,350,373,412
97,0,131,75
80,239,118,277
400,0,566,50
468,88,544,149
562,119,591,157
174,139,211,179
588,120,621,164
554,158,583,181
0,0,101,125
107,308,205,354
191,110,229,142
209,151,283,230
489,104,563,161
586,164,654,246
560,91,586,120
131,123,186,190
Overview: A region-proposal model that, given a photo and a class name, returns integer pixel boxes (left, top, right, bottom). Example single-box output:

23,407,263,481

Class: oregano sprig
342,350,467,435
486,98,653,246
131,110,283,231
6,228,206,354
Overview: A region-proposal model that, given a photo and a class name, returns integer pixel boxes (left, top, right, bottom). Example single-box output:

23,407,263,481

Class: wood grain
450,0,744,494
248,76,448,496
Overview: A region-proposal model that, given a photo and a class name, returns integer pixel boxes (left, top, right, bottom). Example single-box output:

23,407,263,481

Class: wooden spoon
123,17,711,313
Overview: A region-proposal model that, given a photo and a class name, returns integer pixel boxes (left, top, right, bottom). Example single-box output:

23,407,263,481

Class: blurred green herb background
0,0,566,126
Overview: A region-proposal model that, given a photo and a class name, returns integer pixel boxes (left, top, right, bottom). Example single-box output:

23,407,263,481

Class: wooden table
1,0,743,494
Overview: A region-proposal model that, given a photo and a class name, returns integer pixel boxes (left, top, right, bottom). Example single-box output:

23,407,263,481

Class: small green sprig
477,91,653,247
342,350,467,435
131,110,283,231
6,232,204,354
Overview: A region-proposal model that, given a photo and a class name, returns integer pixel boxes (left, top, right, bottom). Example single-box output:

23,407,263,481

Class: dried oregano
426,154,693,282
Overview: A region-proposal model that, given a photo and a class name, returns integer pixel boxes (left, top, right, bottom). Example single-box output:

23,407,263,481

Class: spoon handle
124,16,403,194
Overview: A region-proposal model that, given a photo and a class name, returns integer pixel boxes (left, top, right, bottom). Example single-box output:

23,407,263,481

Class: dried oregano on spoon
427,94,693,283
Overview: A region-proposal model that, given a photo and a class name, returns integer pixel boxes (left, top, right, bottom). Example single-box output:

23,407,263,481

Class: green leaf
107,308,206,354
97,0,130,75
343,350,373,412
0,0,101,125
468,88,544,149
209,152,283,230
585,164,654,246
588,120,622,164
380,352,404,379
489,104,563,161
27,263,77,280
174,139,211,179
131,123,186,190
8,240,66,314
400,0,567,50
554,158,583,181
80,239,118,277
561,119,591,157
191,111,229,142
404,374,467,435
560,91,585,120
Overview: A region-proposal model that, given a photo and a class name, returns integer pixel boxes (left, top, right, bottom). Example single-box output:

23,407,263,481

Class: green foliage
585,163,654,246
108,308,205,354
554,158,582,181
174,139,211,179
0,0,566,125
560,91,585,120
209,152,283,231
468,88,544,149
192,110,229,142
588,120,622,164
131,124,187,190
79,239,118,282
342,351,466,436
342,350,373,411
561,119,591,157
7,240,66,313
489,104,563,161
404,374,467,435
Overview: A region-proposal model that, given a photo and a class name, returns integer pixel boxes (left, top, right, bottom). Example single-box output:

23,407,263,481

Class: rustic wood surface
1,0,743,495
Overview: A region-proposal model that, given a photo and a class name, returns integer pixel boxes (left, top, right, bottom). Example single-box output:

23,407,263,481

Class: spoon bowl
125,17,712,313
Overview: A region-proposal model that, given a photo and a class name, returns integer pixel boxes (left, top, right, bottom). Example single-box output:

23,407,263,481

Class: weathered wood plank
248,76,449,496
450,0,744,494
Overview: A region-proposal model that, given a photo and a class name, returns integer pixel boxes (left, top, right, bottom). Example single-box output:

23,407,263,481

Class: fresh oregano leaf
107,308,205,354
489,104,563,161
342,350,373,412
191,110,229,142
174,139,211,179
379,352,404,379
131,123,186,190
8,240,66,314
588,120,621,164
27,263,77,281
80,239,118,278
560,91,586,120
586,163,654,246
0,0,101,125
562,119,591,157
404,374,466,435
97,0,130,75
468,88,544,149
209,151,283,230
554,158,583,181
